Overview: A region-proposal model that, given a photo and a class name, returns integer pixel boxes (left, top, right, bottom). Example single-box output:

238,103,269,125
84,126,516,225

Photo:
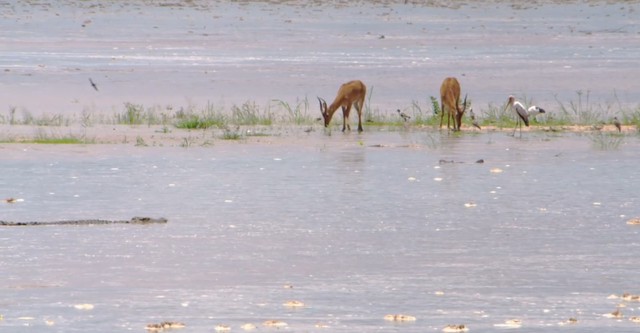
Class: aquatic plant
221,130,242,140
430,96,441,115
119,102,145,125
272,97,313,125
231,101,273,126
588,132,623,150
174,103,226,129
554,90,615,125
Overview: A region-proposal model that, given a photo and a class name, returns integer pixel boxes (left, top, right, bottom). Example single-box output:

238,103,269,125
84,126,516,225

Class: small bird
469,109,481,130
397,109,411,122
89,78,99,91
613,117,622,132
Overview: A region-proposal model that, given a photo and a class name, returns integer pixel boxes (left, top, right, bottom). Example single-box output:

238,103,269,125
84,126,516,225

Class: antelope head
317,97,330,127
454,94,469,131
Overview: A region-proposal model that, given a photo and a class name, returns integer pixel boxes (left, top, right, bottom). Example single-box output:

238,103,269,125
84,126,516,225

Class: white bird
505,95,529,136
505,96,545,136
527,105,546,118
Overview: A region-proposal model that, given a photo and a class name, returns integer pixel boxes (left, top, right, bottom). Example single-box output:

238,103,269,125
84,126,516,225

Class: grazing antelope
318,80,366,132
439,77,468,131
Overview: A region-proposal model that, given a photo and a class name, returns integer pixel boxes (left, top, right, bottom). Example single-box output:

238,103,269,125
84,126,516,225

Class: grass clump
221,130,242,140
588,132,623,150
272,97,314,125
231,101,273,125
174,103,227,129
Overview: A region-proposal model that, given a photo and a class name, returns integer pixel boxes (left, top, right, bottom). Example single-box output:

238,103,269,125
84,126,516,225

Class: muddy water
1,1,639,116
1,131,639,332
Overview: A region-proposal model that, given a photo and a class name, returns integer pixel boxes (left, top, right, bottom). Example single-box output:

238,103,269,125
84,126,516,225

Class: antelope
318,80,366,132
439,77,468,131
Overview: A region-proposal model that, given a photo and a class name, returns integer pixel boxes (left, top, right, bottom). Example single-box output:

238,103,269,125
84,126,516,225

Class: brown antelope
439,77,468,131
318,80,366,132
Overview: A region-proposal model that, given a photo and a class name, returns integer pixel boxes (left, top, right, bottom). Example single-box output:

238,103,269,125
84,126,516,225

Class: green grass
2,91,639,140
272,97,314,125
30,137,83,144
231,101,273,125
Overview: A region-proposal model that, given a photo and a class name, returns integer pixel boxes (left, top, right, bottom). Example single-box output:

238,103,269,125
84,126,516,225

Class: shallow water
1,131,639,332
1,1,639,115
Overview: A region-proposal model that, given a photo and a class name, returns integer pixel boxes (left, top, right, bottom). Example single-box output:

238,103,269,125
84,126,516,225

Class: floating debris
558,318,578,326
315,323,330,328
490,168,503,173
263,320,288,328
475,159,484,164
622,293,640,302
493,319,521,328
626,218,640,225
602,308,623,318
283,284,294,289
434,291,445,296
434,177,443,182
214,324,231,331
443,324,469,332
145,321,186,331
408,177,417,182
73,304,94,310
283,300,305,308
4,198,24,203
464,202,477,208
384,314,416,322
241,323,257,330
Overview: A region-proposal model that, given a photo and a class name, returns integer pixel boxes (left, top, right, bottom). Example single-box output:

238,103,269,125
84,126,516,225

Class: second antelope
439,77,468,131
318,80,366,132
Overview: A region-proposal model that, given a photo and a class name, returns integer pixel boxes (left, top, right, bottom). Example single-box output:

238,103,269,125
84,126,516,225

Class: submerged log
0,216,167,226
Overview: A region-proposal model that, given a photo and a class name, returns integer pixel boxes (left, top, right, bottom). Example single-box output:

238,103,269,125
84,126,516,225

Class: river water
1,130,639,332
1,1,639,116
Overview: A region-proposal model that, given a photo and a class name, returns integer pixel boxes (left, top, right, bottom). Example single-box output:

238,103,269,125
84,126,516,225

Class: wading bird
527,105,546,118
397,109,411,122
505,96,545,136
613,117,622,132
89,78,98,91
469,109,481,130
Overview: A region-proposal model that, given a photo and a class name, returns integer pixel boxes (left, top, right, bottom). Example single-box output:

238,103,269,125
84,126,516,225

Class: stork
505,96,545,136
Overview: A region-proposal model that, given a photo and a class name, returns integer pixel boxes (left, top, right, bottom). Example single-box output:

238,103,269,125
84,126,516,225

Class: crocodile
0,216,167,226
